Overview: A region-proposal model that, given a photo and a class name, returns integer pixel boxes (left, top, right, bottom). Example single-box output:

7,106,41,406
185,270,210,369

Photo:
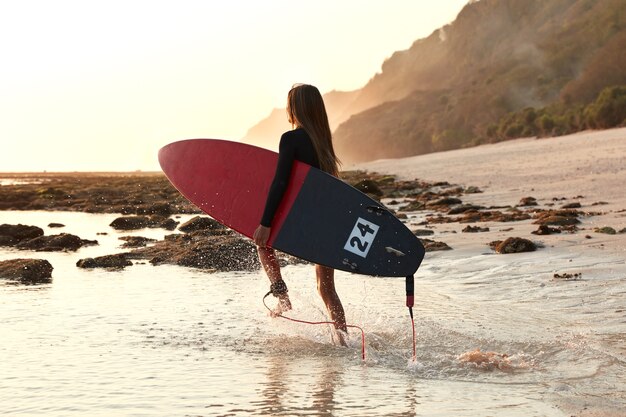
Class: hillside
244,0,626,162
243,89,360,150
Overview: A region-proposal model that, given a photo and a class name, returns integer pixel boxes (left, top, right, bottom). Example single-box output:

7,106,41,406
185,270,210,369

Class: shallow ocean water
1,211,624,416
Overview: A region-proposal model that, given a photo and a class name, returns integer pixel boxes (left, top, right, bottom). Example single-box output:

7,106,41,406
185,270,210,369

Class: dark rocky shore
0,172,198,215
0,171,620,283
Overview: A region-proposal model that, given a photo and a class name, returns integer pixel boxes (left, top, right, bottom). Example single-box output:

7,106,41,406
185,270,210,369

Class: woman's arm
259,133,296,228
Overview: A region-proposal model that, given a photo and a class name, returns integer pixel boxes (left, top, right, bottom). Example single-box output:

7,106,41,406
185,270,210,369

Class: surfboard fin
366,205,388,216
385,246,406,256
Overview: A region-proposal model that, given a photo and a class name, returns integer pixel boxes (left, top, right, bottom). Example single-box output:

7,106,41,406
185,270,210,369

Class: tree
584,86,626,128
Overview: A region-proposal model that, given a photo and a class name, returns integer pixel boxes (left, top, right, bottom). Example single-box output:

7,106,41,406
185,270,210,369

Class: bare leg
316,265,347,346
258,246,291,315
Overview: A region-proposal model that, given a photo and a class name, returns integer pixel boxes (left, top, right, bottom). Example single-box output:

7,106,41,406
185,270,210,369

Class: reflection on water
0,178,48,186
257,355,290,415
2,278,52,287
0,211,624,416
254,355,344,417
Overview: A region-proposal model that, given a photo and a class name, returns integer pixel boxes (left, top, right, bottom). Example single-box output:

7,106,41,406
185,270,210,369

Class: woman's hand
253,225,271,247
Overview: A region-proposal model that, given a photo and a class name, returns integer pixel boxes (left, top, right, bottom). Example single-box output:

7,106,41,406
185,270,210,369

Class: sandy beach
358,127,626,252
357,127,626,416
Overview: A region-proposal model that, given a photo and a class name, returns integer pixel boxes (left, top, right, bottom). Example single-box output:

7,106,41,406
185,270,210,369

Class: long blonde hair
286,84,341,176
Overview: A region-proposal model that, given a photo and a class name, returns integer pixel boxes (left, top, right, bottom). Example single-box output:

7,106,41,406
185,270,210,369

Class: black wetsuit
260,128,320,227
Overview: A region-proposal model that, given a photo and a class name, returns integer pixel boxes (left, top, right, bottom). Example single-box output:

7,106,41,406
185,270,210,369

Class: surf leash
406,274,416,361
262,292,366,361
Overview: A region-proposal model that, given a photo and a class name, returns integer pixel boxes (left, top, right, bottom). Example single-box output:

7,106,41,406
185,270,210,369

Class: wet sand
357,128,626,254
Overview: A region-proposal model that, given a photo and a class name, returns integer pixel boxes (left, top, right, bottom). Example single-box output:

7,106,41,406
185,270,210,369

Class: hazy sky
1,0,468,172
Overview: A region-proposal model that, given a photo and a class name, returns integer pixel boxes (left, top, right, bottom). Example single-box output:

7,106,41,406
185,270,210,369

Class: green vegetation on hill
332,0,626,162
487,85,626,142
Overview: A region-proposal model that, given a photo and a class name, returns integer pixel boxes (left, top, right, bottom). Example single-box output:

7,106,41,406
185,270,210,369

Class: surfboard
158,139,425,278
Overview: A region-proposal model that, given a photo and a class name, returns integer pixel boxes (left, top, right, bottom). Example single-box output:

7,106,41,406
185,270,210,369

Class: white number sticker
344,217,379,258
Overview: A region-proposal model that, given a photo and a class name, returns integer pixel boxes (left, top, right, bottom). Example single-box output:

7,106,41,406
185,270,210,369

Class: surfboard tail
406,274,416,361
406,274,414,309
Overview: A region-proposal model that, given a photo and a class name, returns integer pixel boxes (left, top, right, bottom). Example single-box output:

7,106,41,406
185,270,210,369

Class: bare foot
331,328,348,347
269,295,292,317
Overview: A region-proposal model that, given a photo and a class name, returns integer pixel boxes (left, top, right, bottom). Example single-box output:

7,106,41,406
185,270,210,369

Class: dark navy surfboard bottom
273,168,425,277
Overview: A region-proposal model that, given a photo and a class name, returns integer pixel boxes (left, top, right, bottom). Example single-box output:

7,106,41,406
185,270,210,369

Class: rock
178,216,226,233
565,224,581,233
531,225,561,235
110,216,151,230
424,214,453,224
16,233,98,252
0,236,16,246
441,186,464,196
533,210,580,226
420,238,452,251
518,197,537,206
413,229,435,236
457,210,530,223
464,186,483,194
448,204,484,215
0,225,97,251
109,215,179,231
118,236,157,248
143,203,173,216
489,237,536,254
620,228,626,234
48,223,65,228
562,202,581,209
553,272,582,280
462,225,489,233
0,224,44,245
0,258,53,283
160,218,180,231
399,200,426,212
536,215,579,226
426,197,462,208
76,254,132,269
594,227,616,235
127,231,259,271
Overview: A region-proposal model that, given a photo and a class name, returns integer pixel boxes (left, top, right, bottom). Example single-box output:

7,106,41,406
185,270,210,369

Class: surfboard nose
158,140,191,172
158,139,210,178
157,144,171,171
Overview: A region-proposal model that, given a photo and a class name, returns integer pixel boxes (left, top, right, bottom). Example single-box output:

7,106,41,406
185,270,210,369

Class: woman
253,84,347,345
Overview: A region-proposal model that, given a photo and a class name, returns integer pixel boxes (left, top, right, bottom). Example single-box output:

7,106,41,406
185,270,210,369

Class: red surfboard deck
158,139,425,277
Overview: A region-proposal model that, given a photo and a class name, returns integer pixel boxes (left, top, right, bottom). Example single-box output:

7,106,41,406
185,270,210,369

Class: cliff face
245,0,626,161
